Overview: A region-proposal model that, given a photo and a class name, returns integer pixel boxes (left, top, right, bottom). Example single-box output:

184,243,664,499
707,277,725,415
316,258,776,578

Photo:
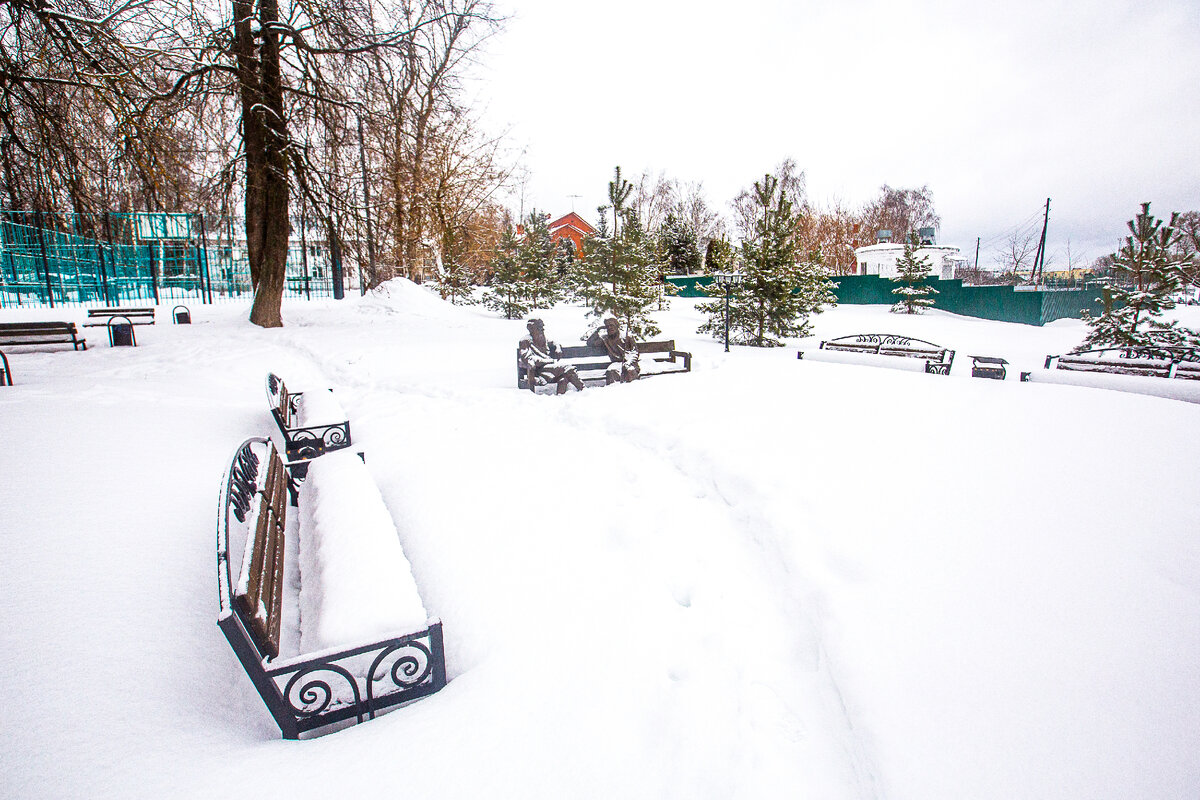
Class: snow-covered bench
517,339,692,391
266,372,352,465
83,306,155,327
1043,348,1200,380
0,321,88,351
798,334,955,375
217,438,446,739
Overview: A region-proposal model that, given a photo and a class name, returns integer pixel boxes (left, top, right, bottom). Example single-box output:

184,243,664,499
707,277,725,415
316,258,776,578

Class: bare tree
999,228,1038,279
672,180,724,252
859,184,940,243
631,169,673,235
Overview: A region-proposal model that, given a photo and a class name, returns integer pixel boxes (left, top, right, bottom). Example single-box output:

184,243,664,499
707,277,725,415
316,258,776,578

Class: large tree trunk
236,0,290,328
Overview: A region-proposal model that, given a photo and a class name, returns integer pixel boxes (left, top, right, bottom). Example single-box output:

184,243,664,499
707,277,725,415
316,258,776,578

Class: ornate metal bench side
815,334,955,375
217,438,447,740
0,349,11,386
265,373,353,464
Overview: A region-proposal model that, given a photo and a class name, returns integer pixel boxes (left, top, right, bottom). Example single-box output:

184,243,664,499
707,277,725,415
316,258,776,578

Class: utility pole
1032,198,1050,284
974,236,980,280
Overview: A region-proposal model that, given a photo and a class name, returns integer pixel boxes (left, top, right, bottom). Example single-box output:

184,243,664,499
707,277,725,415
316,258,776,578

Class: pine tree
608,166,632,238
515,211,561,311
431,231,478,306
890,232,937,314
482,226,528,319
697,173,821,346
796,248,839,321
579,207,663,339
660,213,702,275
705,237,734,274
1078,202,1199,354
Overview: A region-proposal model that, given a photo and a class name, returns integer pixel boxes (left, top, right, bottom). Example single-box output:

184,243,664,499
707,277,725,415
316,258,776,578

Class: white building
854,228,967,280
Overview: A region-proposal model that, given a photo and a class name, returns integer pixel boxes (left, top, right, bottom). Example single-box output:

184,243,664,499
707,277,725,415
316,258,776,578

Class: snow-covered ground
1,283,1198,800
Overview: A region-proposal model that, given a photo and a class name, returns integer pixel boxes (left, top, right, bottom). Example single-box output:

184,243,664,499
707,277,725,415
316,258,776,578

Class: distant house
854,228,967,280
547,212,597,259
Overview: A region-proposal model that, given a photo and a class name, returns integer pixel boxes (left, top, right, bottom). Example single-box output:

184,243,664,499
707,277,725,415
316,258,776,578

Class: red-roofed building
547,212,597,259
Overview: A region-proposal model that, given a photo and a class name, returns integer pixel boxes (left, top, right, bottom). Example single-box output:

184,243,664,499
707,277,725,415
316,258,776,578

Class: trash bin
970,355,1007,379
173,305,191,324
108,316,136,347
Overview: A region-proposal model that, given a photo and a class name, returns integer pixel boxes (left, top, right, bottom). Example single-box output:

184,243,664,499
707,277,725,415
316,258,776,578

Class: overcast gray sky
474,0,1199,270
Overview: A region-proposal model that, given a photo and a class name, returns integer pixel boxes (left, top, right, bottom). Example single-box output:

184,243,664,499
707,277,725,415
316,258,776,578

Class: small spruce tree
482,226,528,319
580,209,663,338
1077,202,1199,354
697,173,820,346
796,248,839,321
432,231,478,306
705,237,734,274
890,232,937,314
515,211,561,310
660,213,702,275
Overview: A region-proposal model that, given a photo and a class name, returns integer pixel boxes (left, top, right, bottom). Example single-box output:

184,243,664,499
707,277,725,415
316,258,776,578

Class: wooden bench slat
235,444,289,660
82,307,156,326
0,321,87,350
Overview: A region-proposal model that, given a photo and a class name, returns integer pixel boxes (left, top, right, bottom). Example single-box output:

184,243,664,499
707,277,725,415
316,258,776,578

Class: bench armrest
670,350,692,372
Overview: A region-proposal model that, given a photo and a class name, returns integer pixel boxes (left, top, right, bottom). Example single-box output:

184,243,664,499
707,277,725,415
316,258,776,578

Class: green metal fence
665,273,1107,326
0,211,346,309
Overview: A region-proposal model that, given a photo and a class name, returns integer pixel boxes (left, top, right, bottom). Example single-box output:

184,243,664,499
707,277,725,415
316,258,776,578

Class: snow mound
295,387,346,426
297,449,428,652
360,277,467,320
1024,367,1200,404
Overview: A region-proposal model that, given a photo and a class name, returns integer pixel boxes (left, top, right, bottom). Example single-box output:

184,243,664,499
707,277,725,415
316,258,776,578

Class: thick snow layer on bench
296,387,346,427
1025,367,1200,404
799,347,936,373
297,450,427,652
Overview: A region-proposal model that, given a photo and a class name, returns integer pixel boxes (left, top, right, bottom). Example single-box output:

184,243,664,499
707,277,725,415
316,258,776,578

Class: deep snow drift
1,282,1197,800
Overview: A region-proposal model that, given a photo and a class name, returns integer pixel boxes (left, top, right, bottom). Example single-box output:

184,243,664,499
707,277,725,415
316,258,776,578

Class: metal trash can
108,316,136,347
173,305,191,324
969,355,1007,380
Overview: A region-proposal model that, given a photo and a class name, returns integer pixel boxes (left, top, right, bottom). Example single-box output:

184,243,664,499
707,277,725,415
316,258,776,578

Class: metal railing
0,211,354,309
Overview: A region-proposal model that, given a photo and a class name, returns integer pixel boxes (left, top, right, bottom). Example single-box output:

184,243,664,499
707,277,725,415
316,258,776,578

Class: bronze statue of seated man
589,316,640,385
519,318,585,394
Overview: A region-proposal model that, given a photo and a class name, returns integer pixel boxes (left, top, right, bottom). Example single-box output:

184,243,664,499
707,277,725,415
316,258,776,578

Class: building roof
855,242,961,255
547,212,597,237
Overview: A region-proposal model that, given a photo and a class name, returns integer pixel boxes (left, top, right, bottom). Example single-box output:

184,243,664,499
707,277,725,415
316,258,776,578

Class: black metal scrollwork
282,663,364,720
229,444,260,522
853,333,916,347
287,423,351,459
367,641,434,704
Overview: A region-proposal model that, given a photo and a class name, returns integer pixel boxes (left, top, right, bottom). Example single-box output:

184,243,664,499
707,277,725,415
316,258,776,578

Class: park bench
266,372,352,465
217,437,446,739
0,350,10,386
517,339,692,391
970,355,1008,380
0,321,88,351
83,306,156,327
799,334,955,375
1044,348,1200,380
